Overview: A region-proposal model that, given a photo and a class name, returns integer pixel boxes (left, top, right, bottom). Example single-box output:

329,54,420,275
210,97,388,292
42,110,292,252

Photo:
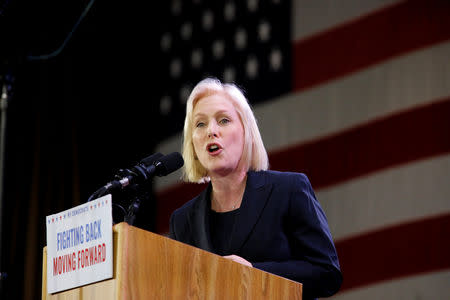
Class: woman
169,78,342,299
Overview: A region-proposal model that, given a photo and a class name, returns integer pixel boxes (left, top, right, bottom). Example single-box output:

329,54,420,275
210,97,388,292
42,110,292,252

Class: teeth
209,145,219,152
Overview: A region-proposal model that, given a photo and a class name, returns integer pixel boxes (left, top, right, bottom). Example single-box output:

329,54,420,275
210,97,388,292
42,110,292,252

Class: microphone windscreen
157,152,184,176
140,152,164,167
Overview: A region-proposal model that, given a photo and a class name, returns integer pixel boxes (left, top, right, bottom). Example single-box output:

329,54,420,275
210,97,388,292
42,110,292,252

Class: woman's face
192,92,245,177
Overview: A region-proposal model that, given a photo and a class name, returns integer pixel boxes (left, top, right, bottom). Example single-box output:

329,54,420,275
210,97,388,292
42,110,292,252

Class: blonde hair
182,78,269,183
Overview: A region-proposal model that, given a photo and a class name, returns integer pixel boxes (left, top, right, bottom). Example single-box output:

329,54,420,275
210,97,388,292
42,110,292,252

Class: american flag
153,1,450,298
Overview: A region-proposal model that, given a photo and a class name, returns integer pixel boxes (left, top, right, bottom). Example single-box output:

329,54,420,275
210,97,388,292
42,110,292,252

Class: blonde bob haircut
182,78,269,183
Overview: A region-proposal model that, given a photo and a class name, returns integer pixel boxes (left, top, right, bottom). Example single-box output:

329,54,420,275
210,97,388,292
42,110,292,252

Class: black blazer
170,170,342,299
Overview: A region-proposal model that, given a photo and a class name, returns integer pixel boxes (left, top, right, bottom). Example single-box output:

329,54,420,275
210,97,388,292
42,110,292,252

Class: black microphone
106,152,165,191
87,152,163,202
107,151,184,189
87,152,184,202
149,151,184,177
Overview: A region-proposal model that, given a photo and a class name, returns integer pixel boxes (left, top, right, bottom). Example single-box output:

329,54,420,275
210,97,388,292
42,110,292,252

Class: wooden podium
42,222,302,299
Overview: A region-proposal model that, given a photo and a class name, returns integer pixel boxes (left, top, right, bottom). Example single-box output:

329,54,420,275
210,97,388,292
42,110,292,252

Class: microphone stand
0,75,12,293
123,190,152,226
87,169,152,226
124,197,141,225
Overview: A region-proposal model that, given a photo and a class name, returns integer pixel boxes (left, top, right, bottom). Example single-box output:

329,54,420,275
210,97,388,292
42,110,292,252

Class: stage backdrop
152,1,450,299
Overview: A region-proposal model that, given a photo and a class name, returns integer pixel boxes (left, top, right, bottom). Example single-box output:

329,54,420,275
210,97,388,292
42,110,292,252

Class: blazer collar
189,171,273,254
189,184,214,252
229,171,273,253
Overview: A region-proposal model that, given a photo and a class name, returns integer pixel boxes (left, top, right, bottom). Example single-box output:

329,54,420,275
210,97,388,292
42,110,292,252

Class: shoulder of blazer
249,170,310,190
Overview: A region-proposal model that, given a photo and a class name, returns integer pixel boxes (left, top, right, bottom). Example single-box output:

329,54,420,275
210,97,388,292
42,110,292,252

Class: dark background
0,1,167,298
0,0,292,297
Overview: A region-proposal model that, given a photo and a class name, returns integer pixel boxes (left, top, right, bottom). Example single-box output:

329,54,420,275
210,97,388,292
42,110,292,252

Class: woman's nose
207,122,218,138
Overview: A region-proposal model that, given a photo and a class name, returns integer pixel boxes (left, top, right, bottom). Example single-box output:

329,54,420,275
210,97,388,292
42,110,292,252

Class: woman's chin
208,166,236,177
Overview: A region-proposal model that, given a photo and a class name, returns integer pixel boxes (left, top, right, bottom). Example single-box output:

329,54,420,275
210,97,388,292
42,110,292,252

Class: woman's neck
210,170,247,212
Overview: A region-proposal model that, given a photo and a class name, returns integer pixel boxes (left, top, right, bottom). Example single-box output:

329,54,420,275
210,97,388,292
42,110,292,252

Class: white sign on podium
46,194,113,294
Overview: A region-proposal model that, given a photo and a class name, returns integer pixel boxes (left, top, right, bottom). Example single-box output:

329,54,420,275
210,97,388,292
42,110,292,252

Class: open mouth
207,144,221,153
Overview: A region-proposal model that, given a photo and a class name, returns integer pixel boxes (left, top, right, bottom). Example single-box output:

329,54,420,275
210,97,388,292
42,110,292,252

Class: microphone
88,152,184,202
106,152,165,191
150,151,185,177
111,151,184,190
109,152,182,190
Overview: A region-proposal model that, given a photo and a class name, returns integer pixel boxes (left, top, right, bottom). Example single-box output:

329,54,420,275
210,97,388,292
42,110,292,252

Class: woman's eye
196,122,205,128
219,118,230,125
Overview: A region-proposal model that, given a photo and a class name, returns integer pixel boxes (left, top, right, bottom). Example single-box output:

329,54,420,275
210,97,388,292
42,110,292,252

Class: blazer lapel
229,171,273,253
188,184,214,252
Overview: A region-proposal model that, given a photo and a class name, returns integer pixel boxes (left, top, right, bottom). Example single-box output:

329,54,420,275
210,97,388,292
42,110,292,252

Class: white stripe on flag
319,153,450,240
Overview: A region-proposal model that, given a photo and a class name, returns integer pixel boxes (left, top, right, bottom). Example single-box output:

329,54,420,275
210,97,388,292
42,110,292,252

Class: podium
42,222,302,299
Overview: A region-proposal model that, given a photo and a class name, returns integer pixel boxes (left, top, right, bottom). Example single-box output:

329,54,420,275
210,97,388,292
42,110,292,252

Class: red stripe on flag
336,212,450,292
293,0,450,91
269,97,450,189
